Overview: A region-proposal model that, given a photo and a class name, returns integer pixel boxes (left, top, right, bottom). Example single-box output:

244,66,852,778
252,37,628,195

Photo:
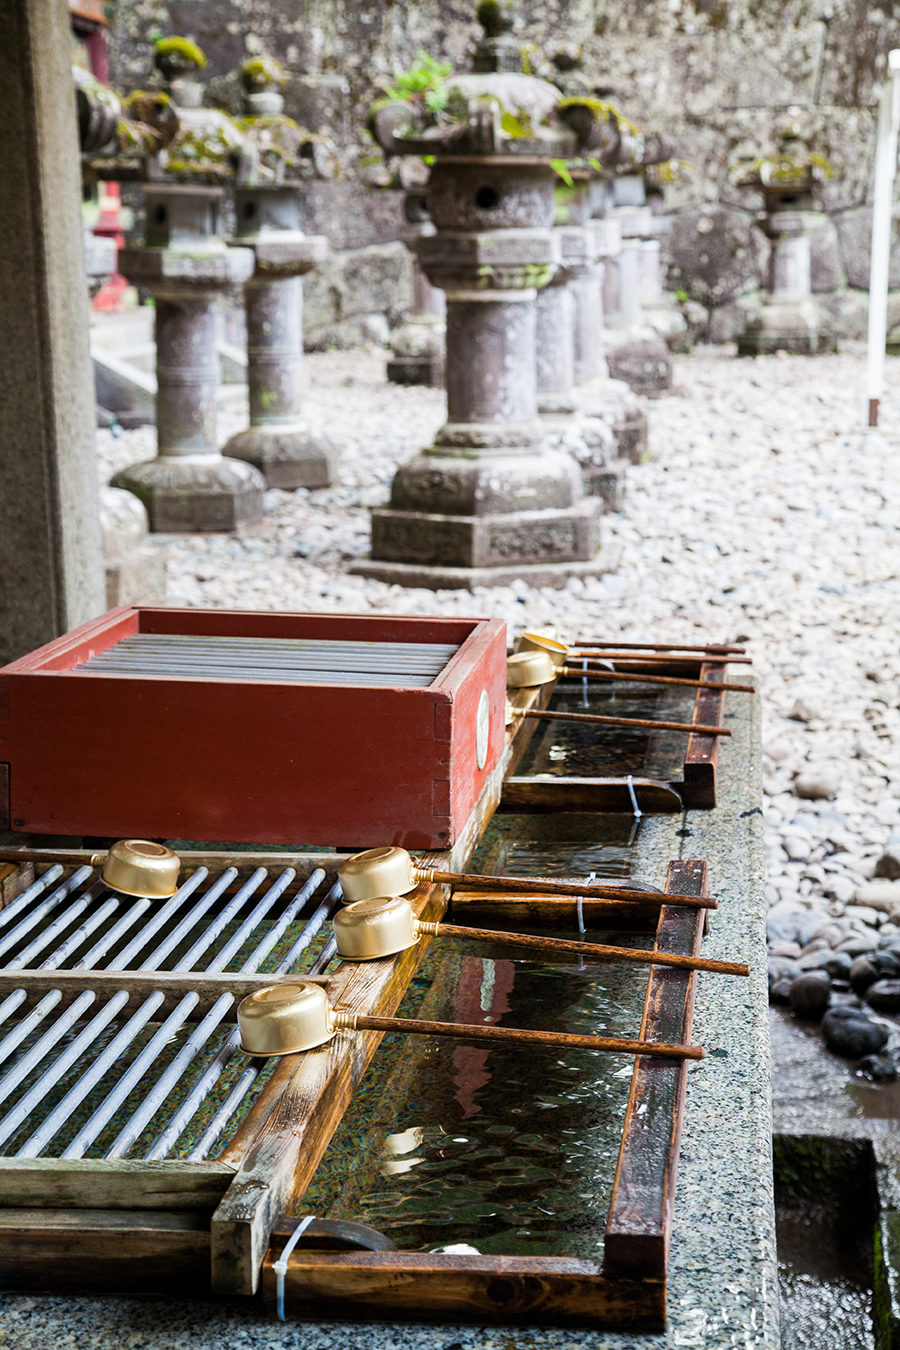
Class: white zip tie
626,774,642,820
273,1213,316,1321
576,872,594,971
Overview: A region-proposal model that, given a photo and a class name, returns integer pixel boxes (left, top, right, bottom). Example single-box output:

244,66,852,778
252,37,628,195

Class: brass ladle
332,895,748,978
0,840,181,898
337,846,717,913
505,652,732,736
515,633,753,694
236,980,704,1062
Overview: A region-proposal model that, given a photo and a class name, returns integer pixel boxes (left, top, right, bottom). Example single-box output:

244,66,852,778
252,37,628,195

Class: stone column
111,184,264,532
604,190,673,397
534,224,626,509
353,159,606,587
222,184,336,489
387,193,446,387
0,0,105,663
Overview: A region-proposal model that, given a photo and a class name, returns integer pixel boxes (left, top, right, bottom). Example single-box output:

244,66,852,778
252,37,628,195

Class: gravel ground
97,340,900,1062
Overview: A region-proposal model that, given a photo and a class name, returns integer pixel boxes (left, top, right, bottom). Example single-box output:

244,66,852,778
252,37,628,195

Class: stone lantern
353,7,615,586
386,189,446,387
111,183,262,532
535,170,624,507
734,124,836,356
222,58,336,489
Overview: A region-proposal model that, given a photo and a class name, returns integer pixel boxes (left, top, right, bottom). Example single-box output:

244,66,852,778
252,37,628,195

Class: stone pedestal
353,158,607,588
111,185,264,533
0,0,106,662
222,184,337,489
387,202,445,388
737,210,836,356
99,487,166,607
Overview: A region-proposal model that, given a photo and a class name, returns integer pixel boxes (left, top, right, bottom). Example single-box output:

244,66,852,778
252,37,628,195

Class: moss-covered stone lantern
221,58,336,489
734,123,837,356
109,39,264,532
353,10,618,587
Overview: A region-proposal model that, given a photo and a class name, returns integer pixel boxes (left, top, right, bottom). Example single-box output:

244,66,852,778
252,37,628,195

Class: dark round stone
769,978,794,1005
768,957,799,986
789,973,831,1018
820,951,853,981
865,979,900,1012
822,1008,890,1058
858,1052,898,1082
850,956,879,995
875,952,900,978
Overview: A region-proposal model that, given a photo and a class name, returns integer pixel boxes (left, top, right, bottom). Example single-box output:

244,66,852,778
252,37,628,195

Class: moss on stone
241,56,286,92
154,35,207,76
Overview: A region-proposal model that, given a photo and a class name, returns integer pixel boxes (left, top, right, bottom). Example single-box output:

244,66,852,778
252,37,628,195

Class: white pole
866,49,900,426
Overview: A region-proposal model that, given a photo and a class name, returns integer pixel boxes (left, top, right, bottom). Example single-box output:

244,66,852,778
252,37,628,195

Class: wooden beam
0,1208,211,1293
209,876,450,1297
260,1249,666,1329
0,1158,235,1210
603,860,706,1280
500,778,683,813
682,664,729,808
450,891,662,930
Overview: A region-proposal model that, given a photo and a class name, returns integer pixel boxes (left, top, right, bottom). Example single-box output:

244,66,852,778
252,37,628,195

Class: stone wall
109,0,900,342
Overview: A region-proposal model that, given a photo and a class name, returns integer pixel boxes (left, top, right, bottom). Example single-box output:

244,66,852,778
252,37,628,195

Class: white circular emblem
476,689,490,770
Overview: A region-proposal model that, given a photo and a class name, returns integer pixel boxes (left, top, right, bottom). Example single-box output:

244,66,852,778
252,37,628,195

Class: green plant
383,51,453,114
550,158,574,186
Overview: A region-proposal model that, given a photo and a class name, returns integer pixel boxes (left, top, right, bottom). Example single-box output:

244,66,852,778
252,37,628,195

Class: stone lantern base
111,455,265,533
604,326,673,397
736,298,838,357
386,316,446,387
348,546,621,591
222,424,337,490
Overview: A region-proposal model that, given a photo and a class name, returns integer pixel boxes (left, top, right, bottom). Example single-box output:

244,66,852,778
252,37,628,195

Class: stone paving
96,337,900,1080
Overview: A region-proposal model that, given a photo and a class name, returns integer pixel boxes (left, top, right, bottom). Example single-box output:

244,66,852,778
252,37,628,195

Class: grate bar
55,866,250,1159
18,867,237,1159
75,636,458,687
102,867,300,1158
154,875,341,1161
0,866,95,965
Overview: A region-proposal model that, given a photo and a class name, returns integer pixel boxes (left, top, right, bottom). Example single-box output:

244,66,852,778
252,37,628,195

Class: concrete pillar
222,184,336,489
0,0,105,664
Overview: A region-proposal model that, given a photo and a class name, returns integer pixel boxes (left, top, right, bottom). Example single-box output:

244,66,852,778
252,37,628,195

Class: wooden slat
0,1159,235,1210
0,1208,211,1293
682,663,727,807
501,778,683,813
0,969,330,1015
450,891,664,931
603,860,706,1279
261,1249,665,1329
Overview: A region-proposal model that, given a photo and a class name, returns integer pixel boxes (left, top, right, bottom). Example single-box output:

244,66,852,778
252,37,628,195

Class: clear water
468,811,642,881
777,1211,874,1350
301,935,653,1257
517,677,695,781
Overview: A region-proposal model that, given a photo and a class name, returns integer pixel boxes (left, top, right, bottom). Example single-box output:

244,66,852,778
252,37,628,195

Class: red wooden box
0,607,507,849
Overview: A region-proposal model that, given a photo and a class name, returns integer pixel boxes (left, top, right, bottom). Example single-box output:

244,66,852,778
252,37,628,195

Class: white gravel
95,339,900,913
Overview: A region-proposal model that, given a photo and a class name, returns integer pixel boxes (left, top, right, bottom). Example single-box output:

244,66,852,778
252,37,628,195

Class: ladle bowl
239,981,339,1055
516,631,568,670
506,650,556,688
339,846,418,903
334,896,421,959
100,840,180,898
